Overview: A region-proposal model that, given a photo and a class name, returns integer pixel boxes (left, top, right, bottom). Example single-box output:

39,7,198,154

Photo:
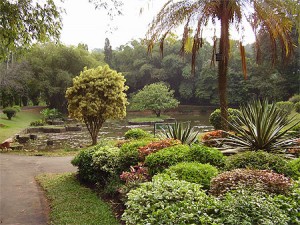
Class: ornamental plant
66,65,128,145
2,107,17,120
124,128,151,140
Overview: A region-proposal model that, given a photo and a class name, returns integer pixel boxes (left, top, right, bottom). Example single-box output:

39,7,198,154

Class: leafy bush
164,162,218,189
189,144,225,168
160,121,199,145
122,174,217,225
124,128,151,140
221,99,300,152
145,144,190,175
287,158,300,179
71,147,99,184
12,105,21,112
138,138,181,160
91,146,121,185
119,139,151,171
276,101,294,115
2,107,17,120
30,119,46,126
40,108,62,121
224,151,294,178
210,169,292,196
295,102,300,113
209,108,240,130
289,94,300,104
216,189,289,225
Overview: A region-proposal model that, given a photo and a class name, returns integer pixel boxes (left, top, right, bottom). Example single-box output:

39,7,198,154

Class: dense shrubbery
216,189,290,225
210,169,292,196
30,119,46,126
209,108,240,130
122,174,218,225
276,101,294,114
124,128,151,140
289,94,300,104
288,158,300,179
224,151,294,177
295,102,300,113
164,162,218,189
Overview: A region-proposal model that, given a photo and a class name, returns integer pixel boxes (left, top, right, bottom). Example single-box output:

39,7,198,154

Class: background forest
1,31,299,112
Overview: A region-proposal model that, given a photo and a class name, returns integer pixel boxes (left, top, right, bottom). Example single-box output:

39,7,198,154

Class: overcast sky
58,0,255,51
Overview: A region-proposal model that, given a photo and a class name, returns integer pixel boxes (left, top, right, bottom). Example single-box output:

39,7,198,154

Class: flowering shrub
210,169,293,196
138,138,181,160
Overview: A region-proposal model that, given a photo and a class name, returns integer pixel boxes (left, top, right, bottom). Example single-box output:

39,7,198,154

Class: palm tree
146,0,299,130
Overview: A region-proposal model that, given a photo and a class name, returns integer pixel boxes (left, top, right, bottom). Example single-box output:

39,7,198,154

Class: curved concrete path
0,154,76,225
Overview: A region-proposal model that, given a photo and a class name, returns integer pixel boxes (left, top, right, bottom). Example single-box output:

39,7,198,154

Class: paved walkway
0,154,76,225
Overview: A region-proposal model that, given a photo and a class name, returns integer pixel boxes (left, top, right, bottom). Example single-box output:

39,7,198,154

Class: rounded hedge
224,151,294,178
124,128,151,140
164,162,218,189
209,108,240,130
2,107,17,120
122,174,217,225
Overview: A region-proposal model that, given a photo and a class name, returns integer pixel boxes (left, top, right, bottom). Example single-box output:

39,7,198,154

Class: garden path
0,154,76,225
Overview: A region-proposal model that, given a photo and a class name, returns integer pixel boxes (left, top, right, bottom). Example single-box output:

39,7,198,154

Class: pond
21,105,216,151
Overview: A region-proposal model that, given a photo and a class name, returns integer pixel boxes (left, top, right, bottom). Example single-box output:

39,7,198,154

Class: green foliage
222,99,300,152
2,107,17,120
164,162,219,189
30,119,45,126
124,128,151,140
122,174,217,225
40,108,62,121
210,169,292,196
287,158,300,179
276,101,294,115
289,94,300,104
189,144,225,168
119,139,151,171
160,121,199,145
145,144,190,175
66,65,128,145
295,102,300,113
224,151,294,178
12,105,21,112
216,189,289,225
209,108,240,130
130,82,179,117
0,1,62,60
71,147,99,184
91,146,121,186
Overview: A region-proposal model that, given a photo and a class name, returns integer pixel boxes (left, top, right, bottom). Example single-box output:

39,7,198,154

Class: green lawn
0,109,42,142
36,173,120,225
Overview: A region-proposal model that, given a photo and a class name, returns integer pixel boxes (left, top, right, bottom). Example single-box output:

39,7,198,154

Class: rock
18,136,30,144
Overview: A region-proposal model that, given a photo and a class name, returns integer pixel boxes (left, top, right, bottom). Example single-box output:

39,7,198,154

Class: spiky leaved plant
160,121,199,145
221,99,299,152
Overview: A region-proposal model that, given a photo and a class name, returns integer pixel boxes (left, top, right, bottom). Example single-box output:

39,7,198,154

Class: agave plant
160,121,199,145
220,99,299,153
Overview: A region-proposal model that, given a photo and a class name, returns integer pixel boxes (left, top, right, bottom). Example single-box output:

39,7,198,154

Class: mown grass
5,149,80,157
36,173,120,225
0,109,42,142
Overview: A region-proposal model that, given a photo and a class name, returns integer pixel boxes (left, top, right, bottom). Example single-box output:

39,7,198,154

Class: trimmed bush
289,94,300,104
288,158,300,179
276,101,294,115
124,128,151,140
92,146,121,185
295,102,300,113
210,169,293,196
189,144,225,168
71,147,99,184
164,162,218,189
209,108,240,130
2,107,17,120
217,189,289,225
119,139,151,171
224,151,294,178
122,174,218,225
145,144,190,175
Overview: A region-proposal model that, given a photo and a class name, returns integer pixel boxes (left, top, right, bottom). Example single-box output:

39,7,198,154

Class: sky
58,0,255,51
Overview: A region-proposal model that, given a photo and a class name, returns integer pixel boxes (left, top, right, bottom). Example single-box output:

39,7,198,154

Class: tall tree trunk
218,3,230,131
